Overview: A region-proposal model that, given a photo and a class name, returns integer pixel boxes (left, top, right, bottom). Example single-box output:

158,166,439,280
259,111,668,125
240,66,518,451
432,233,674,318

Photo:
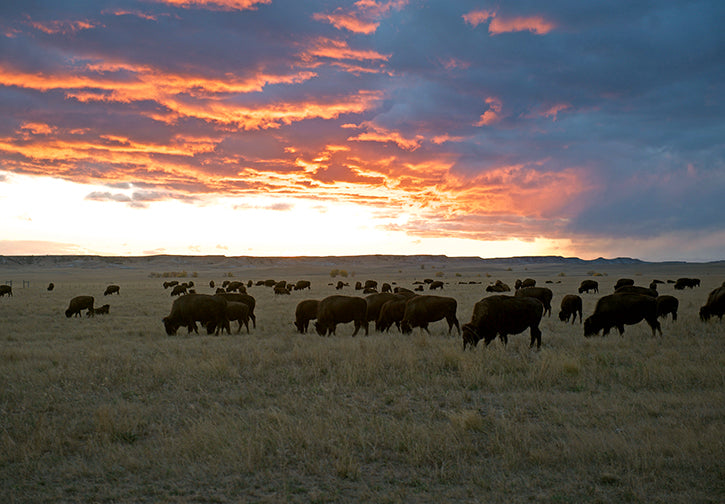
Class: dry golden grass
0,259,723,503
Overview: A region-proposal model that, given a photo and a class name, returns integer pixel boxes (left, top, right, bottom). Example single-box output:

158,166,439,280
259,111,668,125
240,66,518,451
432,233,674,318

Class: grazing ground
0,257,724,503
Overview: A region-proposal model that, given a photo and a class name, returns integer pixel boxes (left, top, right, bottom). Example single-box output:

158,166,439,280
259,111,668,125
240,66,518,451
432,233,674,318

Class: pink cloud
475,97,503,126
464,9,556,35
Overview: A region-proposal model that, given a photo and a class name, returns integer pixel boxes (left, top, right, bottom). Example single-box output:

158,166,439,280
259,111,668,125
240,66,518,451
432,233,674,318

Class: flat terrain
1,256,723,503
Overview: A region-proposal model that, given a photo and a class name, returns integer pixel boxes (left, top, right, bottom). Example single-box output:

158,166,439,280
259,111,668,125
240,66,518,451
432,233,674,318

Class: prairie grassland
0,262,724,503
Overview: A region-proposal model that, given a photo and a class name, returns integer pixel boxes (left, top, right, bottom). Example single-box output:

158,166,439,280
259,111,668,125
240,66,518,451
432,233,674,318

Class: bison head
699,306,711,322
314,320,329,336
583,316,600,337
64,309,73,318
558,310,569,322
163,316,179,336
400,320,413,334
461,323,481,350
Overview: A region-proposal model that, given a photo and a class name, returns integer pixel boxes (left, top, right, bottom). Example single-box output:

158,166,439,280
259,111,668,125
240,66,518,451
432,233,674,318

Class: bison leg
530,325,542,349
447,316,461,335
250,313,256,329
616,324,625,336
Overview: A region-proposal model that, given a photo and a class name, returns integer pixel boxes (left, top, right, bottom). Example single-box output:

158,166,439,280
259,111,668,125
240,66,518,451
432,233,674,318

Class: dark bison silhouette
559,294,583,324
163,294,229,336
215,292,256,328
0,285,12,297
400,295,460,335
584,293,661,338
700,286,725,321
674,277,700,290
294,280,311,291
65,295,94,318
613,278,635,290
104,284,120,296
514,287,553,317
294,299,319,333
614,285,658,297
578,280,599,294
656,295,679,321
315,295,368,337
462,295,544,349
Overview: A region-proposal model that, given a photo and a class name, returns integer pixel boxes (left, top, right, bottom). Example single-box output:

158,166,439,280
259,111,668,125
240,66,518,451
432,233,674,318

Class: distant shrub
455,273,462,277
330,269,339,278
435,271,444,277
558,272,566,277
339,270,348,277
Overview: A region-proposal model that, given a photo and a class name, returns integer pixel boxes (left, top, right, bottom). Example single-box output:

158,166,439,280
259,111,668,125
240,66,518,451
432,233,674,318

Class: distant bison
584,293,661,338
47,283,55,292
163,294,229,336
462,295,544,349
614,285,657,297
315,295,368,337
674,277,700,290
578,280,599,294
558,294,583,324
209,280,215,288
294,299,319,333
362,287,377,294
364,280,378,290
0,285,12,297
104,284,120,296
215,292,256,328
514,287,553,317
336,281,348,290
486,280,511,293
656,295,679,321
400,295,460,335
163,281,179,289
225,281,246,293
699,286,725,322
294,280,311,291
381,283,392,293
65,295,94,318
429,280,444,290
614,278,635,290
274,285,291,295
170,284,187,296
90,304,110,316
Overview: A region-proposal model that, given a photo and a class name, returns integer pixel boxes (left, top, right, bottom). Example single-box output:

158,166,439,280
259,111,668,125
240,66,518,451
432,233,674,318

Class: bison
336,281,348,290
162,294,229,336
614,285,658,297
0,285,12,297
584,293,662,338
381,283,392,293
400,295,460,335
614,278,635,290
461,295,544,349
294,280,311,291
485,280,511,293
578,280,599,294
364,293,397,326
47,282,55,292
674,277,700,290
699,286,725,322
376,296,411,332
215,292,256,328
65,295,94,318
294,299,319,333
219,302,250,334
170,284,187,296
163,281,179,289
225,281,246,293
89,304,110,316
558,294,583,324
364,280,378,290
104,284,120,296
429,280,444,290
656,295,679,321
514,287,553,317
274,285,291,295
314,295,368,337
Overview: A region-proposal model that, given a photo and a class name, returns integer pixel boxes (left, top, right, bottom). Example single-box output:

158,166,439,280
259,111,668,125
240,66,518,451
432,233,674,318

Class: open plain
1,255,723,503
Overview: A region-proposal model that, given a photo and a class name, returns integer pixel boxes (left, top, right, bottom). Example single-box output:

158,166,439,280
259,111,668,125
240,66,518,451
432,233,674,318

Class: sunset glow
1,1,723,261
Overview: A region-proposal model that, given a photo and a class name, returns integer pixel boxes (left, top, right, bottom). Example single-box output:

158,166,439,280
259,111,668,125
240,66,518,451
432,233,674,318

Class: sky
1,1,723,261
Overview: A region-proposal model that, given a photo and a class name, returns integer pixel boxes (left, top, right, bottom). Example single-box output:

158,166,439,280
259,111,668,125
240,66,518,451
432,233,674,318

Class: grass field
1,258,723,503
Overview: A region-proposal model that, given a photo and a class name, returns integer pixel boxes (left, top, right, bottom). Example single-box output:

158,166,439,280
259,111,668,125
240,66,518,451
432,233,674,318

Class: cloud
463,9,556,35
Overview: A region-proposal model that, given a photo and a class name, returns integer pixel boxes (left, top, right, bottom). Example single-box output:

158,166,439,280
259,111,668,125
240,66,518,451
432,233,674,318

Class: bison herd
4,274,722,352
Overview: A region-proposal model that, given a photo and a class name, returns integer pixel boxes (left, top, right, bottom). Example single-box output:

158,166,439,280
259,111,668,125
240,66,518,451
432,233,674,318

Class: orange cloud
28,19,100,35
464,9,556,35
313,1,408,34
153,0,271,11
313,11,379,34
300,37,391,63
475,97,502,126
346,123,423,151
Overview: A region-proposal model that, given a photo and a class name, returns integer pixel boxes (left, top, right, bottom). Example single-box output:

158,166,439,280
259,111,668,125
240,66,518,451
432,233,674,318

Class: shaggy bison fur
294,299,319,333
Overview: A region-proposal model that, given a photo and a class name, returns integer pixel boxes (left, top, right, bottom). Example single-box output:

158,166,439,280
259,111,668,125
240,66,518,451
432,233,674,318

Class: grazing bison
414,285,424,292
365,293,397,326
461,295,544,349
294,280,311,291
104,284,120,296
294,299,319,333
355,281,363,290
315,295,368,337
674,277,701,290
578,280,599,294
215,292,256,328
263,279,276,287
225,281,246,293
614,278,635,290
394,287,416,296
485,280,511,293
162,294,229,336
521,278,536,289
274,285,291,295
0,285,12,297
209,280,215,288
220,302,250,334
163,281,179,289
656,295,679,321
90,304,110,316
400,295,460,335
429,280,444,290
514,287,553,317
614,285,658,297
336,281,348,290
170,284,187,296
47,282,55,292
584,293,661,338
362,287,378,294
65,295,94,318
364,280,378,290
381,283,392,293
376,296,411,332
699,286,725,321
559,294,583,324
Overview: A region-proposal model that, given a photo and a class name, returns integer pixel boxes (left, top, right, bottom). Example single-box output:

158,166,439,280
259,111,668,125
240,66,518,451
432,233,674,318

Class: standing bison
163,294,229,336
364,293,397,326
578,280,599,294
558,295,583,324
215,292,256,328
400,295,460,335
514,287,553,317
699,286,725,321
294,299,319,333
674,277,700,290
104,284,120,296
485,280,511,293
461,295,544,349
614,278,635,290
65,296,94,318
221,302,250,334
584,293,661,338
0,285,12,297
656,295,679,321
429,280,444,290
294,280,311,291
315,295,368,337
